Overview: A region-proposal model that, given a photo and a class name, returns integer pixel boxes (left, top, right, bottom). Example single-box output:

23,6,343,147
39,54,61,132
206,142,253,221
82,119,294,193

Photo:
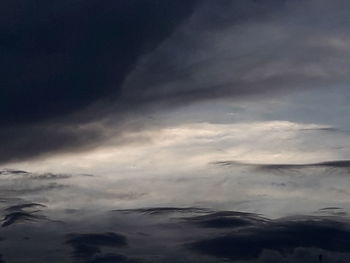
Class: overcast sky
0,0,349,174
1,0,350,167
1,1,350,262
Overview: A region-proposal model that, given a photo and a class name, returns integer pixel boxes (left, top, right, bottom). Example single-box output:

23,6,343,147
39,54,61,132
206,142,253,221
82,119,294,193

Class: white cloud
8,120,342,175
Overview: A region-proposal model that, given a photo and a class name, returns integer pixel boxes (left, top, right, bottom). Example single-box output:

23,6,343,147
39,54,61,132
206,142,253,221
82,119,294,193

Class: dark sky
0,0,199,163
2,0,350,164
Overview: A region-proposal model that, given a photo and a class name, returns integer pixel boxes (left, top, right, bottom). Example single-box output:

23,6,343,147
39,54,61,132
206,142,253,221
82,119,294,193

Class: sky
1,0,350,262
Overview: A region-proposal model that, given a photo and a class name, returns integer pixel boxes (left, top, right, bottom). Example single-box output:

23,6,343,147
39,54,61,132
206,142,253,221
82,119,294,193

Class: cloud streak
214,160,350,172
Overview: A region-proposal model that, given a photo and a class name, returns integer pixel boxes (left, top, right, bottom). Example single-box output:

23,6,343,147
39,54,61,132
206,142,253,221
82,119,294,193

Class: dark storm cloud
2,207,350,262
0,124,105,163
0,0,198,163
86,253,130,263
66,232,128,262
45,208,350,262
0,0,198,124
189,216,350,261
1,0,350,162
66,232,127,249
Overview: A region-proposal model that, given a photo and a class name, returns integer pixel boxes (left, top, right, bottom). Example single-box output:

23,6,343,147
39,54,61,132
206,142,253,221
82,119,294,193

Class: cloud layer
2,0,350,163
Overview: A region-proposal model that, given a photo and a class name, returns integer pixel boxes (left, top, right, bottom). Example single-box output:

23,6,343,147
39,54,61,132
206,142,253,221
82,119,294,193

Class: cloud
4,121,349,218
86,253,130,263
115,207,210,216
1,0,350,163
2,182,67,195
1,202,49,227
189,215,350,261
0,168,90,180
0,0,198,124
4,203,46,212
184,211,268,229
214,160,350,172
1,205,350,262
122,0,350,108
0,170,87,212
0,0,198,163
66,232,128,262
0,169,28,175
13,120,344,175
316,207,348,217
1,211,48,227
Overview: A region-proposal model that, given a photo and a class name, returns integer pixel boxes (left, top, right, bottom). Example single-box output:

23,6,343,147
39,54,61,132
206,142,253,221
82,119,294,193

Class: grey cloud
214,160,350,173
0,168,91,180
4,203,46,212
0,169,28,175
316,207,348,217
122,0,350,108
184,211,268,229
3,183,67,195
29,173,73,180
1,211,47,227
114,207,211,216
0,170,87,207
1,202,49,227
